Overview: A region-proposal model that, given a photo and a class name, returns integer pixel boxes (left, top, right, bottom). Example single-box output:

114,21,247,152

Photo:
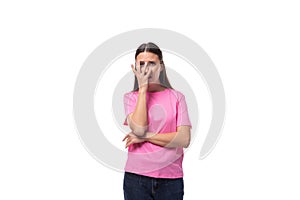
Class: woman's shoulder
168,88,185,100
123,90,139,99
124,90,138,95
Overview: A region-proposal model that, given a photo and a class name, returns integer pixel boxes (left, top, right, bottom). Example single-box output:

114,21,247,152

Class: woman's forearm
145,130,190,148
129,90,148,136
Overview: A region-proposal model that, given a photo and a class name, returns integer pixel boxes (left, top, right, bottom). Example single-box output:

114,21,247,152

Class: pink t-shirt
123,88,192,178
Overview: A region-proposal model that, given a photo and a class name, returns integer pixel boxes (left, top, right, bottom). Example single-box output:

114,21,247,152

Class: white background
1,0,299,199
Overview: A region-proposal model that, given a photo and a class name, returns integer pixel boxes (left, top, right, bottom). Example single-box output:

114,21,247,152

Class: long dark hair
133,42,173,91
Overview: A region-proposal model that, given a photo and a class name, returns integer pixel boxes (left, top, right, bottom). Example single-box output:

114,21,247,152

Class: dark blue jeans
123,172,184,200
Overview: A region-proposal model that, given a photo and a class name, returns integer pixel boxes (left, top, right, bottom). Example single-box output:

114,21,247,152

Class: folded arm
123,126,191,148
145,126,191,148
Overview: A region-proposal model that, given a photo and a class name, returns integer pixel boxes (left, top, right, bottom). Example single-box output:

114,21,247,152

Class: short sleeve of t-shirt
123,92,137,126
176,94,192,128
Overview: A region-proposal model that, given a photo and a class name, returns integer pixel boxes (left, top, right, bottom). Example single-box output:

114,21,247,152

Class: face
136,52,163,84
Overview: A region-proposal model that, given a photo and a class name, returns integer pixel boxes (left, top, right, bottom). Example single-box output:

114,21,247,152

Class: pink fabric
123,88,192,178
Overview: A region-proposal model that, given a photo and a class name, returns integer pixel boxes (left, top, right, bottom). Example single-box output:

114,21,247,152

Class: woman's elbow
177,126,191,148
127,116,147,136
182,139,190,148
129,124,147,137
181,133,191,148
132,128,147,137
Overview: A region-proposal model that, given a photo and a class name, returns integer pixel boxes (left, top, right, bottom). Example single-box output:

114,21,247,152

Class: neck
147,83,166,92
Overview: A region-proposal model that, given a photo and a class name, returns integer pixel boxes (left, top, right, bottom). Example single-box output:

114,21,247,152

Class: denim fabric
123,172,184,200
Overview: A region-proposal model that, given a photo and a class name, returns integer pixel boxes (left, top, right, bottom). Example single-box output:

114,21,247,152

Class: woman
122,42,192,200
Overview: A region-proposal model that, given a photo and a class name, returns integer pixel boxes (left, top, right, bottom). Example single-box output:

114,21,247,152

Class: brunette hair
133,42,173,91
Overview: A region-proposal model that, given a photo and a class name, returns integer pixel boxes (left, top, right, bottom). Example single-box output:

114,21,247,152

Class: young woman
122,42,192,200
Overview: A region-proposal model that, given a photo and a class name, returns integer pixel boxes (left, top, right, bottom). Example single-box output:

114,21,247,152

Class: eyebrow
139,61,156,64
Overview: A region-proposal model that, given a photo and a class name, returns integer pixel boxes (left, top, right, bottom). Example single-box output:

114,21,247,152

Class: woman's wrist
138,87,148,94
143,132,155,141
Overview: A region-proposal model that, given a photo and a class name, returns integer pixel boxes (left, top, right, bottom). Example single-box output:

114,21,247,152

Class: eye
148,62,157,67
139,61,145,67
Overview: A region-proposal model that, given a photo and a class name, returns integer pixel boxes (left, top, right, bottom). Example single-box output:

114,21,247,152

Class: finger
131,64,137,75
144,65,149,74
126,138,132,148
122,134,129,141
135,62,141,73
143,65,150,75
128,132,136,137
144,66,152,78
123,132,133,141
141,62,147,74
